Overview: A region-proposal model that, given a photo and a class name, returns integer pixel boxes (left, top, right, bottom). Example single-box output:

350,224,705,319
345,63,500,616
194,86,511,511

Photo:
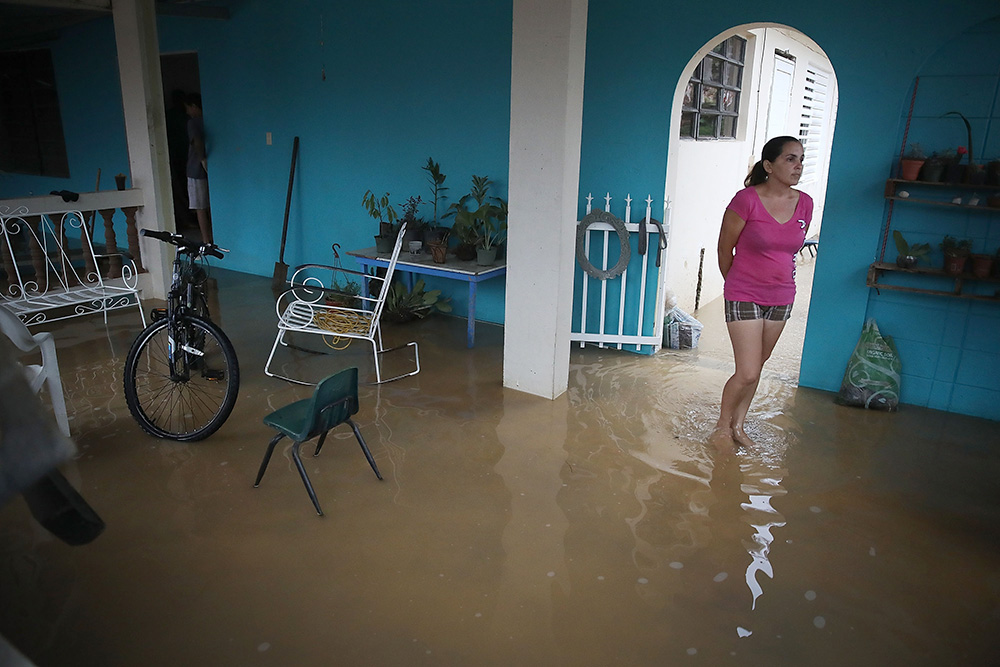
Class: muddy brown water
1,257,998,665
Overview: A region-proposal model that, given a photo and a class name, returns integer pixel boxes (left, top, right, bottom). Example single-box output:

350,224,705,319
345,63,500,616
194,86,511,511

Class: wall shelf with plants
871,100,1000,302
866,261,1000,302
869,228,1000,302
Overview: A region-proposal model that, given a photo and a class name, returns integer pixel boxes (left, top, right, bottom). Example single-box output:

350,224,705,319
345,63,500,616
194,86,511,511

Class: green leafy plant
893,231,930,262
383,278,452,323
478,199,507,251
893,230,930,268
447,175,508,250
904,143,925,160
939,235,972,257
398,195,425,233
942,111,973,166
326,280,361,309
363,190,399,237
422,158,448,227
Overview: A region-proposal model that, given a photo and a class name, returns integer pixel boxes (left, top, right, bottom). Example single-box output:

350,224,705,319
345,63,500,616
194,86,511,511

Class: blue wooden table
347,247,507,348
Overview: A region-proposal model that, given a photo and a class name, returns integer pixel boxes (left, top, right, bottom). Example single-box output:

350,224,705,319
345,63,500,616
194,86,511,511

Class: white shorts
187,177,210,210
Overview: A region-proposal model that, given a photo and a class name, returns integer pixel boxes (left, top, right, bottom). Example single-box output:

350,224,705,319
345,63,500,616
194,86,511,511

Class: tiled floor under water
1,257,998,665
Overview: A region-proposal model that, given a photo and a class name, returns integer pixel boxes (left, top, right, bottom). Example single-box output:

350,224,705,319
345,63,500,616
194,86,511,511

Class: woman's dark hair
745,136,801,187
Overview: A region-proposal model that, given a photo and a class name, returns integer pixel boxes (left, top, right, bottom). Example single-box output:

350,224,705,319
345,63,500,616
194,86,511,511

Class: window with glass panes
0,49,70,177
680,36,746,140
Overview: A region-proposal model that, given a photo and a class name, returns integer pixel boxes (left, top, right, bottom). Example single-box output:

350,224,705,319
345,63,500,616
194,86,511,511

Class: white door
765,54,795,140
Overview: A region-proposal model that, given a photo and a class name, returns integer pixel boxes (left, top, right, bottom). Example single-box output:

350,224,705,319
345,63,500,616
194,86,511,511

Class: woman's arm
717,208,746,279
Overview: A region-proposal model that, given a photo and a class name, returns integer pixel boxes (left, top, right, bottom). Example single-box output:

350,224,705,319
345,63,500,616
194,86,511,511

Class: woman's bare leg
716,319,763,441
729,319,786,446
716,318,786,447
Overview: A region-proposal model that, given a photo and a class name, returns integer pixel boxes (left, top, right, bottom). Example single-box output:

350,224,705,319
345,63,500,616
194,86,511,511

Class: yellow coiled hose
312,309,372,350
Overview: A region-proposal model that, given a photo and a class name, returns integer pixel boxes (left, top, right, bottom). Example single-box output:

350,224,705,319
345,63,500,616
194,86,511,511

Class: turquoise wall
1,1,513,323
866,18,1000,419
2,1,999,419
156,1,513,322
579,1,999,421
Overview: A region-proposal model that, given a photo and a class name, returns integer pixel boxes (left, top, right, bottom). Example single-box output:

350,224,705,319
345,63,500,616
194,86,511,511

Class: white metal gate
570,193,670,354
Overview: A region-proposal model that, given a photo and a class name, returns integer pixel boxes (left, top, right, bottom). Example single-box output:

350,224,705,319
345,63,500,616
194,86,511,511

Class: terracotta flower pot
970,254,993,279
899,159,925,181
429,243,448,264
943,253,967,276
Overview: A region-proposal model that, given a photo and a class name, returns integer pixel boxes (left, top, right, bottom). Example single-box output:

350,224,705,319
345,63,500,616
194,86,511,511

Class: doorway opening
664,24,838,379
160,52,202,238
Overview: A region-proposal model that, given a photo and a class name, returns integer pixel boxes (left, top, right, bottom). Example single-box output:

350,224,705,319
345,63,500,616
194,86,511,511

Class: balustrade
0,190,146,297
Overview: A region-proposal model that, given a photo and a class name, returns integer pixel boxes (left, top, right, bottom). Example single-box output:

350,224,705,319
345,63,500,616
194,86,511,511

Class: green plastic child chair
254,367,382,515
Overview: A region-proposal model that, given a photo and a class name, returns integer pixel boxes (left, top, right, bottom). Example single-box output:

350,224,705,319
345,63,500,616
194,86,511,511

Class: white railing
571,192,671,353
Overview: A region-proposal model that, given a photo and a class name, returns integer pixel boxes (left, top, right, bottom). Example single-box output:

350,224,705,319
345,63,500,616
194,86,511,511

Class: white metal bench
1,206,145,327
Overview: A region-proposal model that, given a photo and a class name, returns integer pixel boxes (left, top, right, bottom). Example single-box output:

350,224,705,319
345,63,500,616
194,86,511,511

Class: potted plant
899,143,925,181
428,229,450,264
939,235,972,275
969,252,994,279
892,230,930,269
363,190,399,253
326,278,361,308
968,163,987,186
988,160,1000,187
944,147,968,184
943,111,974,183
448,175,506,262
476,199,507,266
920,152,946,183
421,157,449,246
382,278,452,323
398,195,425,247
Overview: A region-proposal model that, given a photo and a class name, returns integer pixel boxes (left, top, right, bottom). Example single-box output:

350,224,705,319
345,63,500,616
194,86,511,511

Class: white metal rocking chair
264,223,419,385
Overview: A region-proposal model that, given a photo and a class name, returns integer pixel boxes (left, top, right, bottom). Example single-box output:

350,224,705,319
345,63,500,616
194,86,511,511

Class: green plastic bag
837,318,901,411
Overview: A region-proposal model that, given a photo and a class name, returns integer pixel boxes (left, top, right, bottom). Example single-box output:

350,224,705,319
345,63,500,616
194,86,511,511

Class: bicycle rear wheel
124,315,240,441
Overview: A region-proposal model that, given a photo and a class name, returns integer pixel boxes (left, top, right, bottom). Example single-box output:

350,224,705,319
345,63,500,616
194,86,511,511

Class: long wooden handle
278,136,300,263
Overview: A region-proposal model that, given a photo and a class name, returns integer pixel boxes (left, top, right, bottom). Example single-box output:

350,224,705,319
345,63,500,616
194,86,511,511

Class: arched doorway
663,24,838,373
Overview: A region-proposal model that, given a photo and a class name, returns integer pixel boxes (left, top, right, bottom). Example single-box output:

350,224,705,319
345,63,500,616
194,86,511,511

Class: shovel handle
278,136,299,263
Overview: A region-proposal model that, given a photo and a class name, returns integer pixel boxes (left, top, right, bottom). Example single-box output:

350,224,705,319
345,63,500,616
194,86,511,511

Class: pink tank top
723,186,813,306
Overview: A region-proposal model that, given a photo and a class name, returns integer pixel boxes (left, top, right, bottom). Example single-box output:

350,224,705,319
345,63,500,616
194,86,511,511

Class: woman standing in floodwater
715,136,812,447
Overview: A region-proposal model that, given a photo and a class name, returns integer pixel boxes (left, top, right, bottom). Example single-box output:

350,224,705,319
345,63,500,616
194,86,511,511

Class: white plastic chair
264,223,419,385
0,305,70,437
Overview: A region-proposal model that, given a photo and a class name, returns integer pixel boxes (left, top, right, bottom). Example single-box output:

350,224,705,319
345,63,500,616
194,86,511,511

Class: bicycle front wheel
124,315,240,441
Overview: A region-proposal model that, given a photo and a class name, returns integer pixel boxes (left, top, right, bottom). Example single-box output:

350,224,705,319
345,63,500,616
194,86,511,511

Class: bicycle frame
142,230,226,382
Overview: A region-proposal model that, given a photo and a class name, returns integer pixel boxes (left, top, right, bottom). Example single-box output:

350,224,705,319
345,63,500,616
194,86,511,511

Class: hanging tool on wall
272,136,300,289
637,216,668,267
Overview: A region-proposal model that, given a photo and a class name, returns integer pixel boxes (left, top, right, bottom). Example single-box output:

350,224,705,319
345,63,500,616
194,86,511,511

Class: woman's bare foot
709,425,736,452
731,425,756,449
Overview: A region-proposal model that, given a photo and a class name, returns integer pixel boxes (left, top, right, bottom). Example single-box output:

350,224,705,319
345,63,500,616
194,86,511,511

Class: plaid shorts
725,300,792,322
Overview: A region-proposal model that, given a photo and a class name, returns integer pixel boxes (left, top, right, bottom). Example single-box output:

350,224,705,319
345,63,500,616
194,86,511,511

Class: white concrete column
505,0,588,399
113,0,173,300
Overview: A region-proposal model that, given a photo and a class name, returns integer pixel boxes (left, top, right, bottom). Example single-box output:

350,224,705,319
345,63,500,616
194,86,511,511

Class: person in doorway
714,136,812,448
184,93,213,244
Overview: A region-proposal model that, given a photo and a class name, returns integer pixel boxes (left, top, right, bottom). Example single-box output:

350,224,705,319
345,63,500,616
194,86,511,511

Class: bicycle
123,229,240,441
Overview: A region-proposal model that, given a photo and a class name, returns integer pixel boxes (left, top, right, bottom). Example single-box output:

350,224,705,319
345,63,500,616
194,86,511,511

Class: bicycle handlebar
140,228,227,259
